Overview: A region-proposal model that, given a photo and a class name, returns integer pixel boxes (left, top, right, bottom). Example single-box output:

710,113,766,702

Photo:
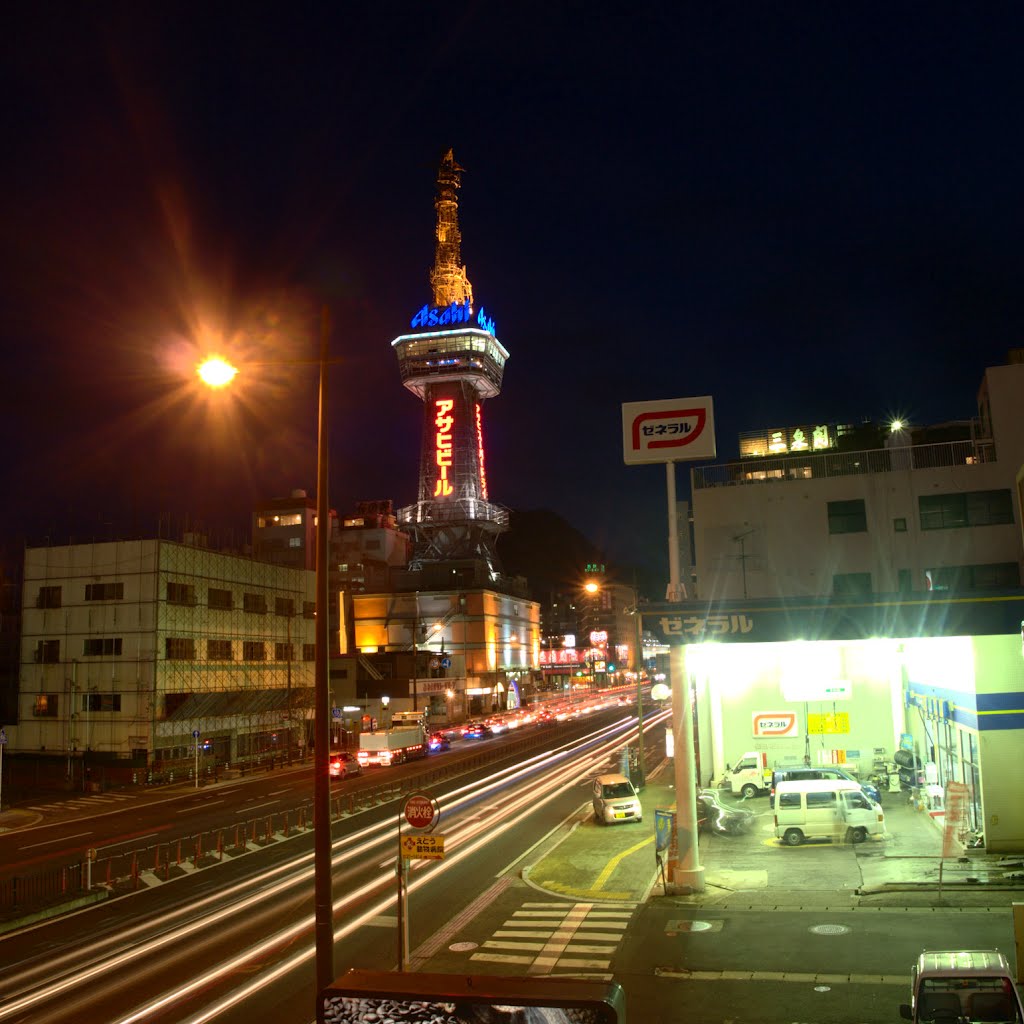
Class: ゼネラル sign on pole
622,396,717,465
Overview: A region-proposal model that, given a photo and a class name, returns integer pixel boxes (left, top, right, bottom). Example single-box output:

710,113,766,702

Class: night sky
3,5,1023,583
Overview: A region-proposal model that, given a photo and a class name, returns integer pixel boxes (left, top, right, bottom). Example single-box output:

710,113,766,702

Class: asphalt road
3,711,1021,1024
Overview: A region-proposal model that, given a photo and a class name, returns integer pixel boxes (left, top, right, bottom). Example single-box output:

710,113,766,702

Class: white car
329,752,362,779
592,773,643,825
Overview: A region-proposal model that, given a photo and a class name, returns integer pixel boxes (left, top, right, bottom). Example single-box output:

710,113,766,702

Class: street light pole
630,588,646,788
312,307,334,994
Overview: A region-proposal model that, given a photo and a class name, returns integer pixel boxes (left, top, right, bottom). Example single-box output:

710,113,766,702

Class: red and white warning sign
622,396,717,465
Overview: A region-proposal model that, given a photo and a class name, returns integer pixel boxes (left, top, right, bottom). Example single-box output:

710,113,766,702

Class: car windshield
920,981,1022,1023
603,783,635,799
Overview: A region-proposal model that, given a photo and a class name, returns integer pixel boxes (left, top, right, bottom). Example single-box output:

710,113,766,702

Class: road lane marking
654,968,907,984
20,831,92,850
269,789,292,796
235,801,278,814
593,834,653,890
177,800,223,813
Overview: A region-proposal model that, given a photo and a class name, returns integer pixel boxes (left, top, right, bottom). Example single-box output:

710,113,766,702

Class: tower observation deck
392,150,510,574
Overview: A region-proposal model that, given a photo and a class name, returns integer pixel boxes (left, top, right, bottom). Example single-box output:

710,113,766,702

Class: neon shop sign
410,301,496,335
434,398,454,497
475,402,488,500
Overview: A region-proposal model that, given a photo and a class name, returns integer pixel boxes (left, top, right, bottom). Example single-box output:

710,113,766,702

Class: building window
898,569,912,593
275,642,295,661
85,582,124,601
165,637,196,660
275,597,295,617
919,489,1013,531
288,537,302,548
243,592,268,614
927,563,1020,592
303,602,316,619
302,643,316,662
83,638,123,656
83,693,121,712
833,572,872,595
893,517,907,532
35,639,60,663
33,694,59,716
167,581,196,605
37,586,62,609
257,512,303,528
207,639,233,660
208,587,234,610
827,499,867,535
242,640,266,661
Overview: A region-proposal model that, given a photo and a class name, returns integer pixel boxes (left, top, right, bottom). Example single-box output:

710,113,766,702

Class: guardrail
0,726,567,923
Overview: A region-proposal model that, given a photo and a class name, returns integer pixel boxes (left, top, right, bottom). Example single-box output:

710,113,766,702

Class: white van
774,779,885,846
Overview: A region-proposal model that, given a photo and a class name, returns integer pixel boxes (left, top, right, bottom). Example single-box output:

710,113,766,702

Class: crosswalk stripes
470,900,636,975
27,793,134,812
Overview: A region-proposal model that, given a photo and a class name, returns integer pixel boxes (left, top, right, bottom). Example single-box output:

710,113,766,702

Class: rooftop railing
692,439,992,490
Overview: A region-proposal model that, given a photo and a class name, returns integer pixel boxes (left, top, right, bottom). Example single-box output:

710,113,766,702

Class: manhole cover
448,941,478,952
666,919,714,933
809,923,850,936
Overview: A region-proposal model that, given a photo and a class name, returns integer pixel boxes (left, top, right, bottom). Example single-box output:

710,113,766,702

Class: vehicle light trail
0,708,668,1024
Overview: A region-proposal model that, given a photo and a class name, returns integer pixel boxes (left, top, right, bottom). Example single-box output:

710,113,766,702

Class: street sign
0,729,6,745
331,707,342,719
403,792,436,829
440,656,451,669
400,833,445,860
622,396,717,465
192,729,200,739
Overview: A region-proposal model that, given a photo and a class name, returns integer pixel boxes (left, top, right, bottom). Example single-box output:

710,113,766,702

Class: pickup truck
899,950,1023,1024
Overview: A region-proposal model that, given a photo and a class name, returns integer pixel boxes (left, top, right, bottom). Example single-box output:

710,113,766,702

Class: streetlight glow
197,356,238,388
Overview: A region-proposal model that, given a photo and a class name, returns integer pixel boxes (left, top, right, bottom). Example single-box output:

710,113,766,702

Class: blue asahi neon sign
410,301,496,335
476,307,496,334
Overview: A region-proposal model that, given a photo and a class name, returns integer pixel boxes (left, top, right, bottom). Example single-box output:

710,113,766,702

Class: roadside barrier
1,724,574,917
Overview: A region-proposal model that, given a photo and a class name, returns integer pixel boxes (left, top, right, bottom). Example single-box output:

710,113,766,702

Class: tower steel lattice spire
429,148,474,309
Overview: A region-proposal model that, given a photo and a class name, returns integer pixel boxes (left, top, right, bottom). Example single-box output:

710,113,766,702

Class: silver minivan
592,773,643,825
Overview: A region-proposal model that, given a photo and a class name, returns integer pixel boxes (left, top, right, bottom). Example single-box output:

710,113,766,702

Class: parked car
592,773,643,825
770,764,882,805
329,751,361,779
900,950,1024,1024
697,789,755,835
428,732,450,752
773,779,885,845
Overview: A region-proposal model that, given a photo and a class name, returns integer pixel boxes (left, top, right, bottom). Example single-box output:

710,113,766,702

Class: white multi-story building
690,354,1024,601
16,538,315,780
661,351,1024,852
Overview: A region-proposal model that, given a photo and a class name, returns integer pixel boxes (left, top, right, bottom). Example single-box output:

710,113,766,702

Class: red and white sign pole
621,396,716,601
622,396,717,896
397,792,439,970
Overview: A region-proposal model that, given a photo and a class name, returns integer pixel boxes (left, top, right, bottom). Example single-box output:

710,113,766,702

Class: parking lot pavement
518,764,1023,911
